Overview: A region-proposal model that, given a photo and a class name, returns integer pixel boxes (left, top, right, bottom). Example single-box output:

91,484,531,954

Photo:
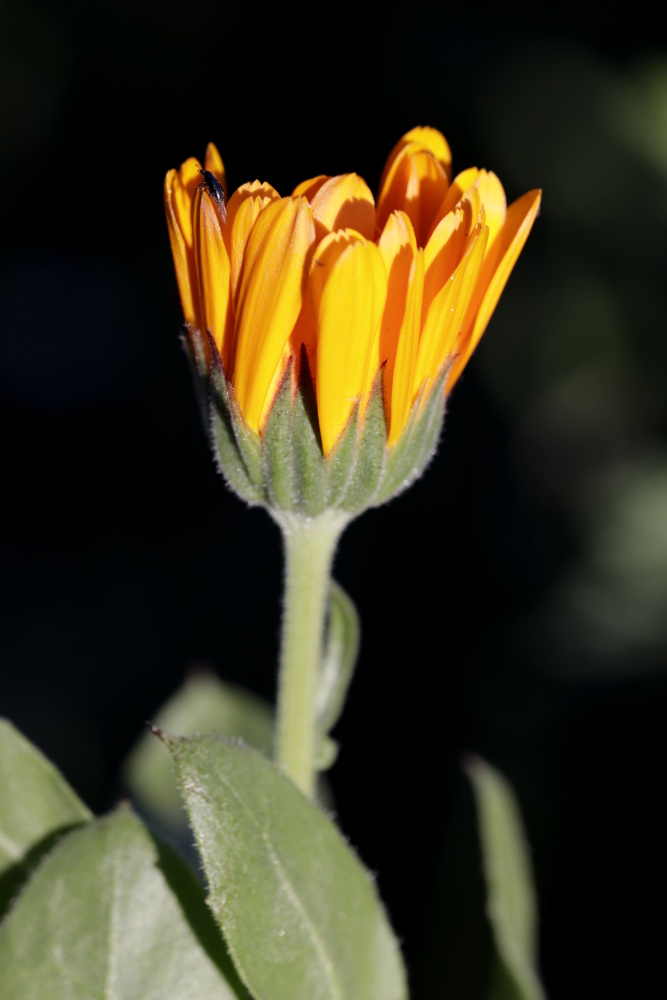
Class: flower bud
165,131,541,517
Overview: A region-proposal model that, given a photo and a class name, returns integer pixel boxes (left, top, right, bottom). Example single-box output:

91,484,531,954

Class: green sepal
185,329,262,505
291,349,326,516
262,360,296,511
339,372,388,513
374,364,448,505
185,330,450,518
181,329,213,430
205,331,264,500
260,354,327,515
325,402,360,507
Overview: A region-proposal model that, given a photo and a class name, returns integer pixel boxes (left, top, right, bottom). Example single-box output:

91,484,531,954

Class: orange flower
165,128,540,455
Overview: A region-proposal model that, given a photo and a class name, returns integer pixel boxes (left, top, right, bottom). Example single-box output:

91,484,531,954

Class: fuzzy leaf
466,757,547,1000
163,733,407,1000
0,805,247,1000
315,582,360,746
123,673,273,835
0,719,91,919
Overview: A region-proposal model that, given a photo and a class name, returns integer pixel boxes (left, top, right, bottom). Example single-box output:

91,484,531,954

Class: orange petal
387,249,425,447
310,231,387,455
471,171,506,248
376,143,450,248
164,168,199,327
292,175,330,201
429,167,480,228
193,185,233,371
171,157,203,247
233,197,317,432
414,222,489,391
204,142,227,201
223,181,281,306
429,168,506,247
289,294,319,381
379,126,452,193
447,189,542,388
310,173,376,239
422,188,482,322
376,211,418,431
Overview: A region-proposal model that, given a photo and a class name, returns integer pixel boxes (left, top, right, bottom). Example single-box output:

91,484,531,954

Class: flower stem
274,510,348,797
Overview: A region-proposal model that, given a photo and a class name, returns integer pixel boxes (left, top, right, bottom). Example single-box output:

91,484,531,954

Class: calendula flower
165,128,540,514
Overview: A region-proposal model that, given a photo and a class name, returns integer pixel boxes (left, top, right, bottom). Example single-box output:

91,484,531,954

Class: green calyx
186,329,449,517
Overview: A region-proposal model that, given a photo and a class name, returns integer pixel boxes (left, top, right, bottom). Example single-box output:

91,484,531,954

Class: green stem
275,510,347,797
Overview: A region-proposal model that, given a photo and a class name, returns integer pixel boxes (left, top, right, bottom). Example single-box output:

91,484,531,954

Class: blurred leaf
466,757,546,1000
540,456,667,677
0,718,91,919
613,57,667,178
162,732,407,1000
123,671,273,833
314,581,360,769
0,805,248,1000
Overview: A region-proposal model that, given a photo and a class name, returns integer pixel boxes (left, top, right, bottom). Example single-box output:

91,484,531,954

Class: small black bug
198,167,227,224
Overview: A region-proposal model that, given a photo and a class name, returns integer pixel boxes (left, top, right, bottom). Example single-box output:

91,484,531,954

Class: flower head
165,128,540,512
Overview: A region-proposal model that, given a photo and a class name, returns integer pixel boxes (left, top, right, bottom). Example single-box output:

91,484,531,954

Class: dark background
1,2,665,996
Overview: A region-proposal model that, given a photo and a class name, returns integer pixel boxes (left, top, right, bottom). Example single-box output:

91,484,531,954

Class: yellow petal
233,196,317,432
379,126,452,192
414,222,489,391
387,249,425,447
376,143,450,248
204,142,227,201
193,184,233,371
164,168,198,327
310,174,376,239
310,231,387,455
447,189,542,389
223,181,281,305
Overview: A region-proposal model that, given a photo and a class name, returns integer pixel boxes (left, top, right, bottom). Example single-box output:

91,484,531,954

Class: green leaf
314,582,360,758
0,719,91,919
163,733,408,1000
466,757,547,1000
0,805,247,1000
123,672,274,835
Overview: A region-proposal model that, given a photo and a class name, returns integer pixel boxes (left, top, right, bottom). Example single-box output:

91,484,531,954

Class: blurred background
1,2,665,996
